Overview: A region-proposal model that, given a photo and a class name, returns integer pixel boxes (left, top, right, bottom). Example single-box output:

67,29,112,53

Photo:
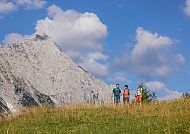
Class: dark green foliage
142,85,157,102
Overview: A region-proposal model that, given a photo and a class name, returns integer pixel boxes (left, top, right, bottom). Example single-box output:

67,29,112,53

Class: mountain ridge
0,34,111,117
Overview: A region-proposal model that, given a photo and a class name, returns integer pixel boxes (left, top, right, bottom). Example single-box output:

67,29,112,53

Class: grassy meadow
0,98,190,134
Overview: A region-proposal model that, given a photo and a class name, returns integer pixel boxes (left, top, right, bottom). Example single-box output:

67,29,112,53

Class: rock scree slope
0,33,111,116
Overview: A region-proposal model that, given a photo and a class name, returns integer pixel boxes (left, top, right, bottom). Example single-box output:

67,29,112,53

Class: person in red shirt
123,85,130,105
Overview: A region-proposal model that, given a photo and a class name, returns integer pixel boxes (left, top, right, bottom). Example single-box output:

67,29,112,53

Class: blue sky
0,0,190,100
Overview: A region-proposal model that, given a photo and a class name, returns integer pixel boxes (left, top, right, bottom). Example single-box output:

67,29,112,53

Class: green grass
0,98,190,134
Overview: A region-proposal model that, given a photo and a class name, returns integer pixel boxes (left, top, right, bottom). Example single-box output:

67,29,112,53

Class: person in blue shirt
112,84,122,104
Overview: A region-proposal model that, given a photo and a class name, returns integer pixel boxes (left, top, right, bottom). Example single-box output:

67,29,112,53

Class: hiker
134,83,143,107
123,85,130,105
112,84,122,104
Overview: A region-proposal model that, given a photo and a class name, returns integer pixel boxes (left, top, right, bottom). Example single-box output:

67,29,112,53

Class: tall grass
0,98,190,134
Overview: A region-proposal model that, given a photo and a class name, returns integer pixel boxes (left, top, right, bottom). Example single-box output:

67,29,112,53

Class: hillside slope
0,98,189,133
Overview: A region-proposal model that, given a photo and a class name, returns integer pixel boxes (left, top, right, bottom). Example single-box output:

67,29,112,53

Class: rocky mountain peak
0,34,111,117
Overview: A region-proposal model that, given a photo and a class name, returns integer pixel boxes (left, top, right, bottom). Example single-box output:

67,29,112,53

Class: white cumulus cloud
107,72,129,83
35,5,108,77
183,0,190,16
3,33,29,44
16,0,47,9
0,0,46,14
113,27,184,80
0,0,17,13
145,81,182,100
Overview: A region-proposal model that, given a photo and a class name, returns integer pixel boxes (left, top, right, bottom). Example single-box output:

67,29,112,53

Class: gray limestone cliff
0,34,111,117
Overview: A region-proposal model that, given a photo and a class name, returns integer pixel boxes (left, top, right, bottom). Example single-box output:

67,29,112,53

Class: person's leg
115,99,118,106
134,97,137,107
126,97,129,104
113,97,118,107
123,96,126,105
117,97,121,106
139,96,142,107
135,96,140,107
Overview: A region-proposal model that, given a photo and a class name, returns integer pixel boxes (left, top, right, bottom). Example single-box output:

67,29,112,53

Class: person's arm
135,90,137,97
120,89,122,96
129,90,131,95
128,89,130,95
111,89,114,99
141,88,143,97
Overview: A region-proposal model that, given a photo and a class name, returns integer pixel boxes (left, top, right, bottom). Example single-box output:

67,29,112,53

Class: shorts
135,96,142,102
114,97,120,104
123,96,129,103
